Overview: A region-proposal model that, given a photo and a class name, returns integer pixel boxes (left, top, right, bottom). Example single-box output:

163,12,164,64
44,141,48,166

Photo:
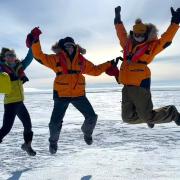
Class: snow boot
147,123,155,128
21,143,36,156
83,134,93,145
49,143,58,154
175,118,180,126
175,115,180,126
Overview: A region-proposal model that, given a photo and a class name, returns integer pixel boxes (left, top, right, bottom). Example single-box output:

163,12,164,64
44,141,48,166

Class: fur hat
133,19,147,34
58,37,75,49
51,37,86,55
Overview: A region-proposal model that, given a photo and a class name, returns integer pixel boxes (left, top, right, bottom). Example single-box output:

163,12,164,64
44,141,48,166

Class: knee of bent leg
122,110,136,123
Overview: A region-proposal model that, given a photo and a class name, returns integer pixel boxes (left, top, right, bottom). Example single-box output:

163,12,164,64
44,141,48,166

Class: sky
0,0,180,88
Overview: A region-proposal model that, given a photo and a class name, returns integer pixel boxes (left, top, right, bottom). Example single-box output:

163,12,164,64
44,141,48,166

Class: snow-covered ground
0,86,180,180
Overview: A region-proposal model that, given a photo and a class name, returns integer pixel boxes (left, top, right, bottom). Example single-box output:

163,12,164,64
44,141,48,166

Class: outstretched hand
171,7,180,24
106,56,121,78
114,6,122,24
115,6,121,15
111,56,123,66
26,27,42,48
31,27,42,40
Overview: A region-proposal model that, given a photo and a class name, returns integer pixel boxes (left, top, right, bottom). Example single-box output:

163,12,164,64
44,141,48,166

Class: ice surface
0,86,180,180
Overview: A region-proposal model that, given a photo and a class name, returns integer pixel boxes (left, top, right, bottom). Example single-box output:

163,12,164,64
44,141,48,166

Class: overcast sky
0,0,180,88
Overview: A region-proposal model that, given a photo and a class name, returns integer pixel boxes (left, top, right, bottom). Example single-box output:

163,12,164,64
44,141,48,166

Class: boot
49,143,58,154
147,123,155,128
83,134,93,145
21,143,36,156
175,115,180,126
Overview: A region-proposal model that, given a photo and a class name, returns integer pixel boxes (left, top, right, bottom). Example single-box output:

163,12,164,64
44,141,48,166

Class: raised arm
114,6,128,49
32,41,57,70
26,27,57,70
152,7,180,56
21,48,33,70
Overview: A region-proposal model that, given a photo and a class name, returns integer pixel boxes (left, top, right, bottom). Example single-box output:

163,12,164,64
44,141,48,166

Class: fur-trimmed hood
51,42,86,55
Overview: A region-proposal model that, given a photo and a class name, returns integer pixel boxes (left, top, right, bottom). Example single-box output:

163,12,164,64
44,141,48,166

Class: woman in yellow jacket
107,6,180,128
26,29,114,154
0,47,36,156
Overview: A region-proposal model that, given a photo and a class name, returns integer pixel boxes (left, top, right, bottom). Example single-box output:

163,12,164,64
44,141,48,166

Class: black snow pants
0,101,33,143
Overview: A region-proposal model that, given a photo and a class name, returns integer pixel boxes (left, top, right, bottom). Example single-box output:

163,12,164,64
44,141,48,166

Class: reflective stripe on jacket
32,42,111,97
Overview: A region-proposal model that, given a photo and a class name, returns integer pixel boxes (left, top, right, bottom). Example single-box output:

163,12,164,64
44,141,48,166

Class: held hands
106,56,122,77
171,7,180,24
26,27,42,48
114,6,122,24
111,56,123,66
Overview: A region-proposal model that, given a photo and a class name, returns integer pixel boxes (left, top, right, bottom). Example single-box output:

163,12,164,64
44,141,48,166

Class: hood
51,43,86,55
129,19,159,42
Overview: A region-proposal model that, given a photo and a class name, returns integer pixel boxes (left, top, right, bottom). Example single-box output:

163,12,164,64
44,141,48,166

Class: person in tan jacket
106,6,180,128
26,28,116,154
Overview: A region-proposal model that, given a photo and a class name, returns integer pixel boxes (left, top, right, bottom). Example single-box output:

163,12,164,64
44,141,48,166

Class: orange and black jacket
32,41,111,97
115,23,179,89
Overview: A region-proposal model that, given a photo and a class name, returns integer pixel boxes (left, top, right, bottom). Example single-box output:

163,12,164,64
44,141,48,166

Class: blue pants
49,96,97,144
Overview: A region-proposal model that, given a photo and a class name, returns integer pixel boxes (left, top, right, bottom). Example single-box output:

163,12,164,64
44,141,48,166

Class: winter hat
133,19,147,34
58,37,75,49
1,48,11,57
0,48,11,61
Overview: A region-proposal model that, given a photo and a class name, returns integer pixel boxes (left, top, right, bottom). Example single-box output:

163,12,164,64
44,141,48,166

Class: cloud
0,0,180,88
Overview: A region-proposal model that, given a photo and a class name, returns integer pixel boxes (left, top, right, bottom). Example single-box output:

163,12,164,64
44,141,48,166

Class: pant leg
129,86,179,124
0,102,20,141
71,96,97,136
121,86,141,124
129,86,154,123
151,105,179,124
49,98,70,144
16,102,33,143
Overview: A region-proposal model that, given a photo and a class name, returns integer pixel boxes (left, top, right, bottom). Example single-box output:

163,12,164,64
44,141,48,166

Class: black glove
114,6,122,25
171,7,180,24
110,56,123,66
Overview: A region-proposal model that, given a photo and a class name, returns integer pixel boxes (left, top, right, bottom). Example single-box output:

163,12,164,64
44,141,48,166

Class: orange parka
32,42,111,97
115,23,179,86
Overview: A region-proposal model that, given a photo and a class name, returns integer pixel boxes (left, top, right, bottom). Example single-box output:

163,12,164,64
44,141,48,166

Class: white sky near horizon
0,0,180,88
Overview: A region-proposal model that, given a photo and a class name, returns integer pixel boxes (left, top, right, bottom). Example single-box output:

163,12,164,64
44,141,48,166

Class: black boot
83,134,93,145
49,143,58,154
147,123,155,129
21,143,36,156
175,115,180,126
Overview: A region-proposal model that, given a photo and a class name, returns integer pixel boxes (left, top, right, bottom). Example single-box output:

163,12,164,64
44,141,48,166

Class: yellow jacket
4,80,24,104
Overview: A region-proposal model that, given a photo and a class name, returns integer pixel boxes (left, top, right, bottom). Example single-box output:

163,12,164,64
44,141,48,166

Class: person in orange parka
106,6,180,128
26,28,116,154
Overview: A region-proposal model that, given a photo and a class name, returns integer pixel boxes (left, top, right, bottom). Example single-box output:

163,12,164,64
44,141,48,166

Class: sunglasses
134,33,145,38
5,54,16,58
